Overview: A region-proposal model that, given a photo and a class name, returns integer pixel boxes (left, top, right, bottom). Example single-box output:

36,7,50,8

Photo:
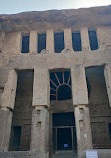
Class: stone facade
0,8,111,158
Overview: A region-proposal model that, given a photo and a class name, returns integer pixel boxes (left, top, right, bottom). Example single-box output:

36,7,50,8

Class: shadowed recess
21,35,29,53
50,71,71,101
54,32,64,53
72,32,82,51
38,33,46,53
88,30,98,50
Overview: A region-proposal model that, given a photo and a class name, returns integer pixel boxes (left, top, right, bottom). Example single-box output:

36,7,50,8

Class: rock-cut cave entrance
50,70,77,155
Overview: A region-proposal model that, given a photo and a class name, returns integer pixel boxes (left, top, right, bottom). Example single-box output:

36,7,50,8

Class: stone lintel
1,69,18,109
71,65,88,105
81,27,90,52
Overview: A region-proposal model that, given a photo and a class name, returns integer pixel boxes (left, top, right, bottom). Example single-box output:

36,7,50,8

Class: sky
0,0,111,14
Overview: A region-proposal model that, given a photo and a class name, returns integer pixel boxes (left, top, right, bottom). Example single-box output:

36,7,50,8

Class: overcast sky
0,0,111,14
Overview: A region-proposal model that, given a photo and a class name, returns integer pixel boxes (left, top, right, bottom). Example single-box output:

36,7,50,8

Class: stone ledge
0,151,40,158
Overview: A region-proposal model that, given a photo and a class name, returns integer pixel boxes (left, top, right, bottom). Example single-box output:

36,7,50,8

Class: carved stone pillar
30,67,50,158
81,27,90,52
0,69,18,151
71,65,93,157
64,28,73,50
30,30,37,53
46,30,54,53
0,107,12,151
74,105,92,157
1,69,18,109
30,106,49,158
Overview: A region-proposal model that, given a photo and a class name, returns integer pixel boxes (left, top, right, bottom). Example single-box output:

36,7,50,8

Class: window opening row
21,31,98,53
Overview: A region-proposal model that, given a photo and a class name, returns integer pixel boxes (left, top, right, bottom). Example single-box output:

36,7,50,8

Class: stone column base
74,105,93,157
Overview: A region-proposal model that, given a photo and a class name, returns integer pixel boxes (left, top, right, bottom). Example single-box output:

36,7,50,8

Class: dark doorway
52,112,77,151
10,126,21,151
13,126,21,149
57,128,72,150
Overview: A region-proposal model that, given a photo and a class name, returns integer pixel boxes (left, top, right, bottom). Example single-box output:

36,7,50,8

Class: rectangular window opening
72,32,82,51
21,35,29,53
38,33,46,53
88,30,98,50
54,32,64,53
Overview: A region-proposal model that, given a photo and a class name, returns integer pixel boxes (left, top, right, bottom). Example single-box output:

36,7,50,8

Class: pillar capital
0,106,9,111
74,104,88,108
34,105,49,110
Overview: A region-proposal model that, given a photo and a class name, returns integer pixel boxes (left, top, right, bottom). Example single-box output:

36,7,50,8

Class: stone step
51,151,78,158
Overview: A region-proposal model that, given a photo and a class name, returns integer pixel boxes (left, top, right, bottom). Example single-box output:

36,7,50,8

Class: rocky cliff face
0,5,111,32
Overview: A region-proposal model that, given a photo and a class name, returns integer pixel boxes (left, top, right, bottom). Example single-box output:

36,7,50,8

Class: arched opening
50,70,77,157
57,85,71,101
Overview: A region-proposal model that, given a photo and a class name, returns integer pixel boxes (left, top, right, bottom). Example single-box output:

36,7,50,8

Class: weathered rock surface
0,5,111,32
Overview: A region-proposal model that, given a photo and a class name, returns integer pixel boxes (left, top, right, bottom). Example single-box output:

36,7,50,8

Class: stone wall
0,24,111,158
